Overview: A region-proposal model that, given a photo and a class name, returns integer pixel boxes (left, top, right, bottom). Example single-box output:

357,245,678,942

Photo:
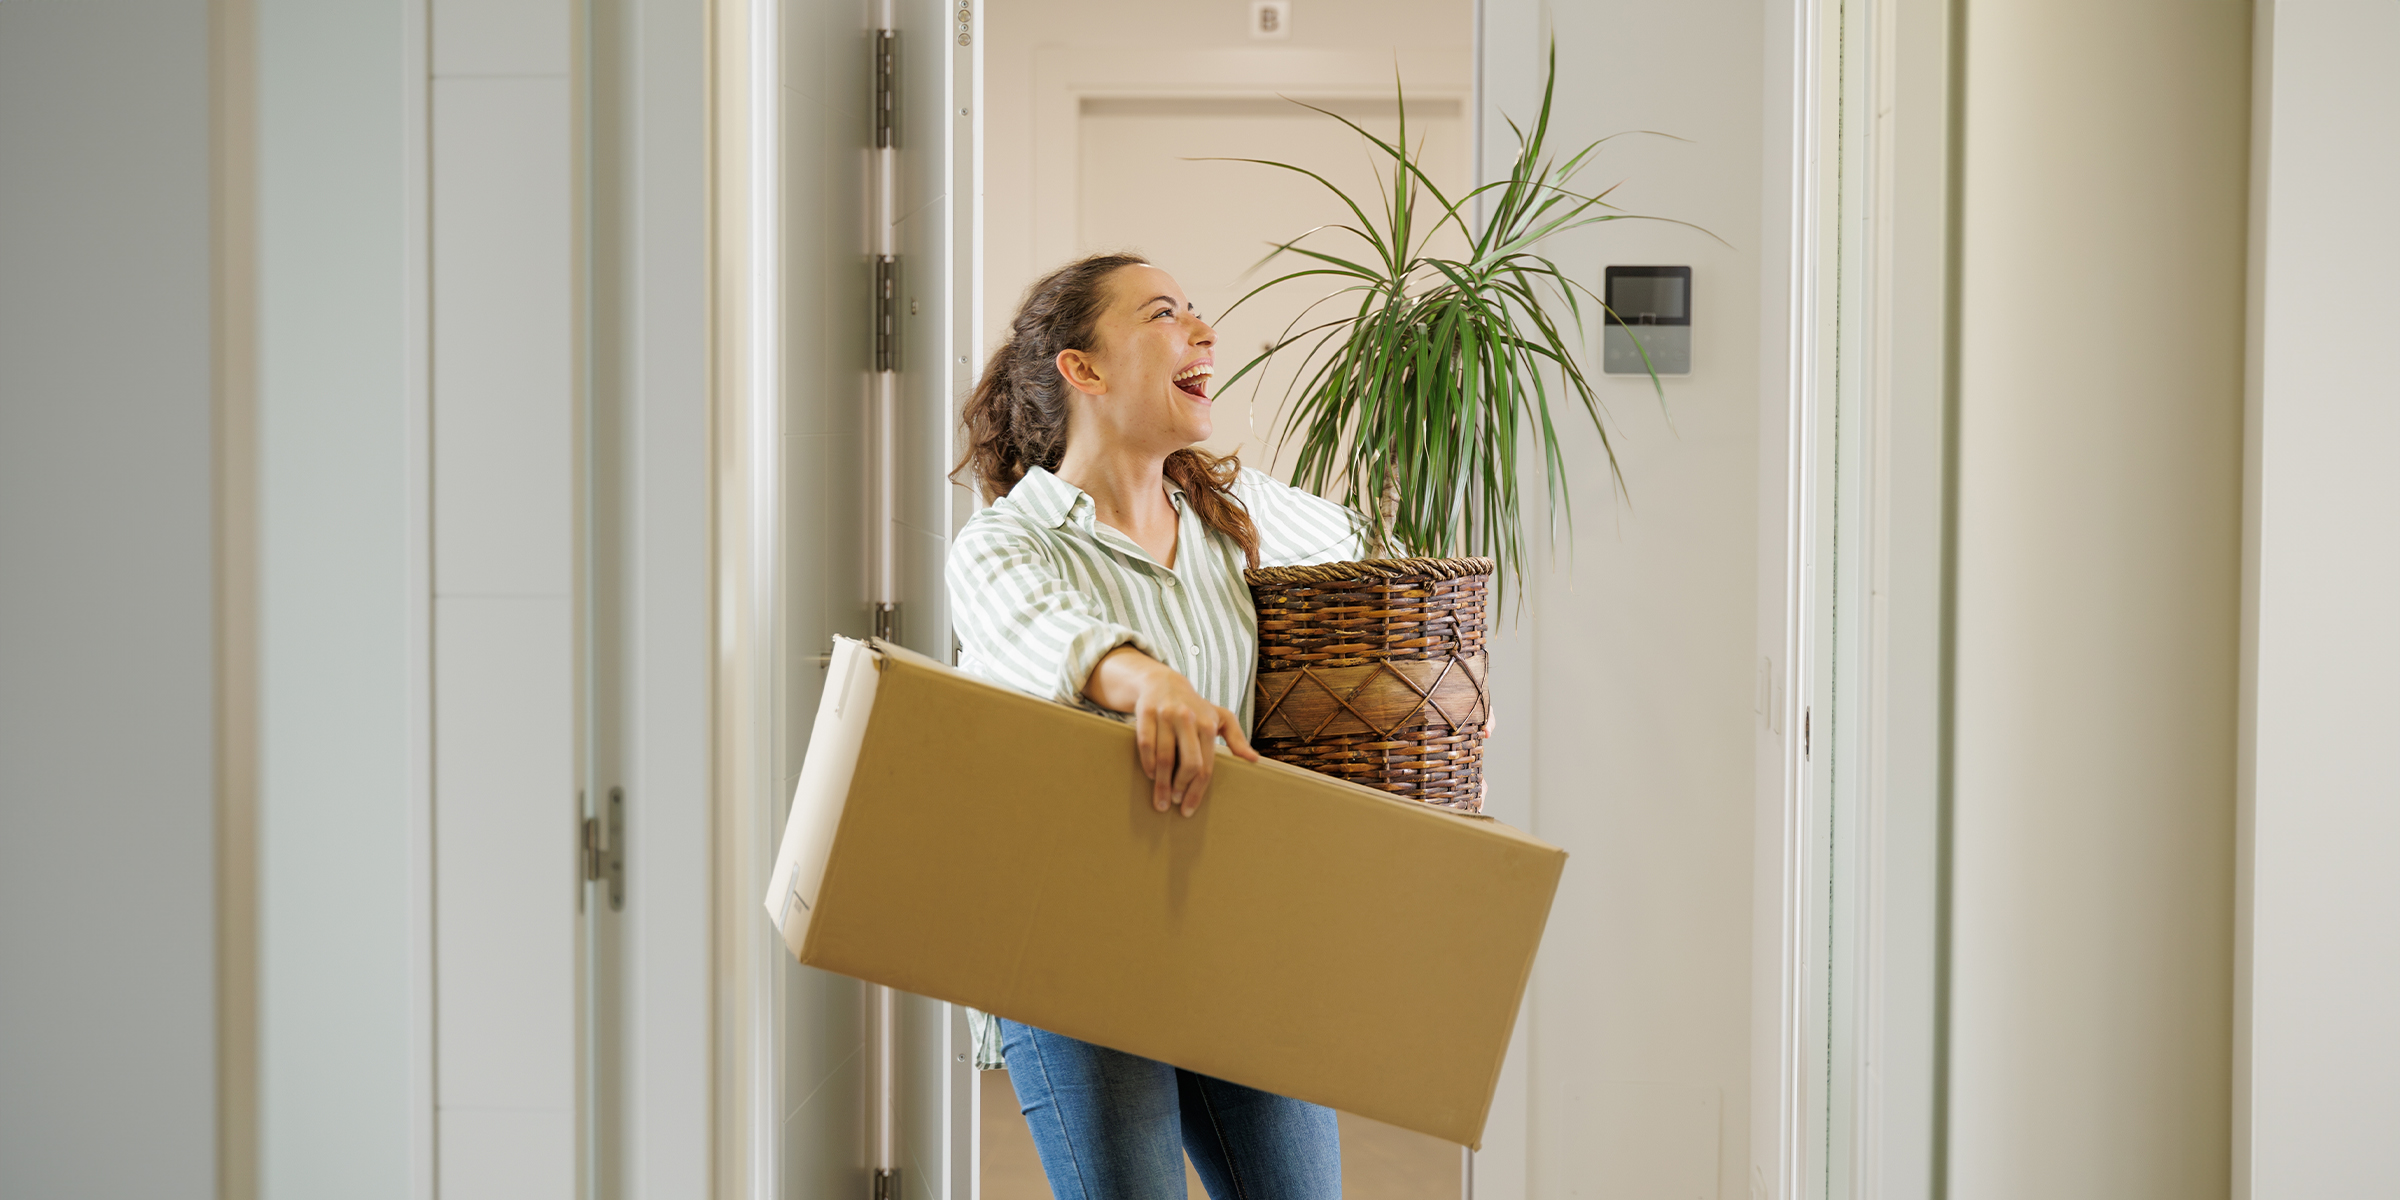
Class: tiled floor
981,1068,1461,1199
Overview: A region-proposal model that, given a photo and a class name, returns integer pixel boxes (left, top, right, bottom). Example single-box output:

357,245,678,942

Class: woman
947,252,1363,1200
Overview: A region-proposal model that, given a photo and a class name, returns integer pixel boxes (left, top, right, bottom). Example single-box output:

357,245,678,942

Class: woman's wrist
1083,643,1169,712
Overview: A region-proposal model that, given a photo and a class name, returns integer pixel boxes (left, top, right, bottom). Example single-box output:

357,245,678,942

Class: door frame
1761,1,1957,1198
712,0,788,1193
711,0,1967,1196
714,0,986,1195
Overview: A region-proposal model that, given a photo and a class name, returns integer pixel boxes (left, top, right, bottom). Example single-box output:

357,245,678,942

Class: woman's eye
1152,308,1174,321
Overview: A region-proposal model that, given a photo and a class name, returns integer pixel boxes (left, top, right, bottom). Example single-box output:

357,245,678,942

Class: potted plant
1217,46,1675,812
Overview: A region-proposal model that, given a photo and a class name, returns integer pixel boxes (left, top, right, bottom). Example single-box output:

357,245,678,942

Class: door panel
778,0,880,1194
891,0,973,643
430,39,579,1200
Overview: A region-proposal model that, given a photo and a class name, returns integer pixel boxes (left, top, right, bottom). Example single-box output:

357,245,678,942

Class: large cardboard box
764,637,1565,1148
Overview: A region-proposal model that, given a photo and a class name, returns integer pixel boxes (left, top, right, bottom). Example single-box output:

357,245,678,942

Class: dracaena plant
1212,45,1684,585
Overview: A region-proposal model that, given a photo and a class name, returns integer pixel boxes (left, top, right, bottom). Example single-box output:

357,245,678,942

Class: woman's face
1060,265,1220,455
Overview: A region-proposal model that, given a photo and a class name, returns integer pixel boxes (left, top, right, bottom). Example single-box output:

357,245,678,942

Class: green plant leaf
1214,41,1705,599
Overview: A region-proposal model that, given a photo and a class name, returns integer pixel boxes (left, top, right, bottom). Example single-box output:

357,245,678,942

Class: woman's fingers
1172,712,1208,816
1219,707,1261,763
1123,664,1247,817
1146,709,1174,811
1134,707,1157,780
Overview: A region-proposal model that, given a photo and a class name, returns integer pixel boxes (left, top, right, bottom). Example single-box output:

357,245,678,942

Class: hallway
4,2,2396,1199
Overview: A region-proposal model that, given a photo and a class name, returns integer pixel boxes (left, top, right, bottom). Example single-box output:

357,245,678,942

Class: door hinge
872,1168,901,1200
872,601,900,642
873,30,897,149
1803,707,1811,761
874,255,899,373
582,787,626,912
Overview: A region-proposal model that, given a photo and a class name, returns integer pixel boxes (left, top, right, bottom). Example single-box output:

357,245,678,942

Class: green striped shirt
947,464,1364,1067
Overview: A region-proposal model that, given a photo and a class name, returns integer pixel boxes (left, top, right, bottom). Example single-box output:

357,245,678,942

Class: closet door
428,2,578,1194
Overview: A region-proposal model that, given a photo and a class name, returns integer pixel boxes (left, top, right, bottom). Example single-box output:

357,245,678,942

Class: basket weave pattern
1246,557,1494,811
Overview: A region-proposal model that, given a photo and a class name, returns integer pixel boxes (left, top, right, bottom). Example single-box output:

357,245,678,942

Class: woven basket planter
1245,556,1494,812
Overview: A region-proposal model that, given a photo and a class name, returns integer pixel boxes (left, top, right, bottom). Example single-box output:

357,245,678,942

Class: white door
429,11,580,1196
577,5,722,1199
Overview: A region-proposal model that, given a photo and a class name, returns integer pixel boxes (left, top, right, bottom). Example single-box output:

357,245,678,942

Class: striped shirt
947,464,1364,1067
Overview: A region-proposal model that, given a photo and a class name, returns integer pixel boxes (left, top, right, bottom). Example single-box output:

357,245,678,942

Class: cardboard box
764,637,1565,1148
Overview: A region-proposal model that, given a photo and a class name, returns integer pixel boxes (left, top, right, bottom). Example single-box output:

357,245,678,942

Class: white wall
1481,2,1767,1197
2241,4,2400,1195
0,4,219,1195
982,0,1474,376
1947,3,2249,1197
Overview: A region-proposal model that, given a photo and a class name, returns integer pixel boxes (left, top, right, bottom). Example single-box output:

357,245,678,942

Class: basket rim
1243,555,1495,587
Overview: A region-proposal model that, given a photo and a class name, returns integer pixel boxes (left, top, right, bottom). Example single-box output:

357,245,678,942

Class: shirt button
1164,577,1178,588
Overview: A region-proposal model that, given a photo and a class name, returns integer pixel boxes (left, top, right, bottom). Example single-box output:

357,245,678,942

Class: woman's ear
1056,347,1108,397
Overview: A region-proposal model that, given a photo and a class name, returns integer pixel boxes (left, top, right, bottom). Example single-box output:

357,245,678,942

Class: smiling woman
945,252,1369,1200
957,254,1268,573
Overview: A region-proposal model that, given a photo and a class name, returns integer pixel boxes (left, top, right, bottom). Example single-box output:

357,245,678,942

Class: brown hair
955,252,1262,568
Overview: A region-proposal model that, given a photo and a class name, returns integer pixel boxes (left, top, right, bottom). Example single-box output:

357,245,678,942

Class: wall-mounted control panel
1602,265,1692,376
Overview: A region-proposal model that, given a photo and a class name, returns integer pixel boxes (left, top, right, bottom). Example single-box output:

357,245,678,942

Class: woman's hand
1084,645,1260,816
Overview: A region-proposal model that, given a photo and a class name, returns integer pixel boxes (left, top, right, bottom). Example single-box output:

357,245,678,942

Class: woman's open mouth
1173,361,1213,400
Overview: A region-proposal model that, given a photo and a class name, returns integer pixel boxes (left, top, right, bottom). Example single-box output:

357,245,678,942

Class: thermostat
1602,265,1691,376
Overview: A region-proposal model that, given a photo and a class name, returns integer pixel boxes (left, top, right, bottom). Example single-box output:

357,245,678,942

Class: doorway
978,7,1475,1198
748,3,1841,1199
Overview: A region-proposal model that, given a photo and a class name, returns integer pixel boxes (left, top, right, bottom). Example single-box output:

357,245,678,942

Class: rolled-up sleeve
947,518,1158,707
1235,468,1367,567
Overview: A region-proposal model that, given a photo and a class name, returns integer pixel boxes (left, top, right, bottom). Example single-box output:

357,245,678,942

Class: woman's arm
1083,645,1259,817
949,516,1255,816
948,519,1159,705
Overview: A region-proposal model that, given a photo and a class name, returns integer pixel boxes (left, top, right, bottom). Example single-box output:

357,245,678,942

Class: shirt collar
1013,465,1188,530
1009,466,1082,529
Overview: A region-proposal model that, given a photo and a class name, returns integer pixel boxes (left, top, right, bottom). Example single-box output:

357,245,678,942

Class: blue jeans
998,1018,1342,1200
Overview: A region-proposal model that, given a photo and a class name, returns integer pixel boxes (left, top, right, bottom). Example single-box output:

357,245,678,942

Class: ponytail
1163,448,1260,570
954,253,1262,569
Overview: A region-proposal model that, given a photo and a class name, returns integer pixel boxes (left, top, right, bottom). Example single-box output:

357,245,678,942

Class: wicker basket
1245,556,1494,811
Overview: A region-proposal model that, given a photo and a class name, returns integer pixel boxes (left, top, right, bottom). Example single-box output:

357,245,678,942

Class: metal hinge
1803,707,1811,761
872,602,900,642
581,787,625,912
874,255,898,372
873,30,897,149
872,1168,901,1200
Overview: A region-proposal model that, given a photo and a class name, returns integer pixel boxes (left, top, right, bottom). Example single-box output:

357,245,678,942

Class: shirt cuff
1057,622,1158,709
966,1008,1007,1070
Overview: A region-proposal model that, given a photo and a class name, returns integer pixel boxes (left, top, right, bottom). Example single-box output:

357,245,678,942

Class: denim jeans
997,1018,1342,1200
